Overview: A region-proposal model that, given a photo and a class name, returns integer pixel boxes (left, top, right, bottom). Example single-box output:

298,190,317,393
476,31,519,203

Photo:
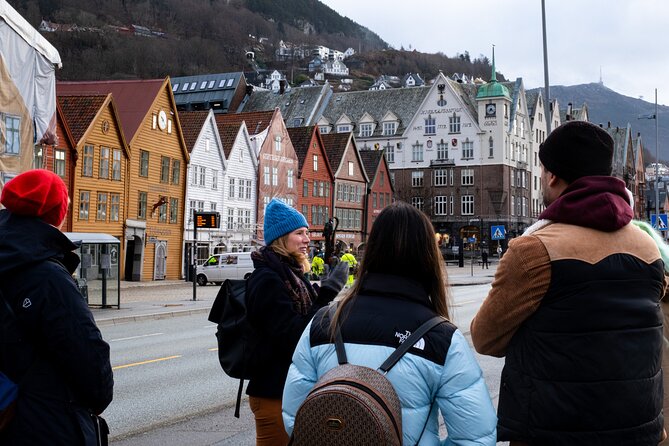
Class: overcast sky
320,0,669,106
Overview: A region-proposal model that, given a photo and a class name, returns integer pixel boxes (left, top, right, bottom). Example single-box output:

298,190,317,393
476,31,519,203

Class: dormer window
319,125,330,134
337,124,351,133
359,123,373,137
382,122,396,136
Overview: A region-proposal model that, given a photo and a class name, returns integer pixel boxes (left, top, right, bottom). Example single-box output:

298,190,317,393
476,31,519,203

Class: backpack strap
329,304,348,365
378,316,445,374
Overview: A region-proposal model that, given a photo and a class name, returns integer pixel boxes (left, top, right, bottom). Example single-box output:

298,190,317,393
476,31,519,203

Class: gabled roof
215,109,275,136
178,110,210,153
241,84,332,128
217,122,242,158
56,95,107,144
320,132,350,171
321,87,430,137
0,1,61,66
57,79,166,143
359,149,384,186
286,126,314,173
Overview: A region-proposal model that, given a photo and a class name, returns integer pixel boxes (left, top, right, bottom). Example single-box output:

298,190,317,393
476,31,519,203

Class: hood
539,176,633,232
0,210,78,276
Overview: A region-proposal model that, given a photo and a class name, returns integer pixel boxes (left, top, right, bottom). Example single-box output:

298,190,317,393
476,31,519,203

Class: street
103,282,505,445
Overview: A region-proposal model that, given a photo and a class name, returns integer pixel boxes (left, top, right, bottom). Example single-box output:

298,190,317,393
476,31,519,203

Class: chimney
279,80,286,95
566,103,573,121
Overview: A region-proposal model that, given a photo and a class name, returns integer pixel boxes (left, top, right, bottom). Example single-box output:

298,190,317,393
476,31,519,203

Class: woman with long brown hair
282,201,496,445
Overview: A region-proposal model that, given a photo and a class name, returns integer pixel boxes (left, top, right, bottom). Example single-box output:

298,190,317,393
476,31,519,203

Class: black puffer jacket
0,211,114,446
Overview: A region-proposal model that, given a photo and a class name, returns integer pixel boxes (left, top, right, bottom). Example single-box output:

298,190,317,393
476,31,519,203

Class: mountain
529,83,668,164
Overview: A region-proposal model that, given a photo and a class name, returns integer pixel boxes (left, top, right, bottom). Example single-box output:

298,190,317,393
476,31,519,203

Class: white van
196,252,254,286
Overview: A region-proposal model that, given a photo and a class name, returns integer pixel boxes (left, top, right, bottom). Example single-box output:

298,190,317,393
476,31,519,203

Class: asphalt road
106,283,505,445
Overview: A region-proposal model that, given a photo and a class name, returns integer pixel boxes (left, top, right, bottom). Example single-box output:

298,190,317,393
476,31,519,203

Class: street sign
467,236,477,243
491,225,506,240
194,211,220,228
651,214,668,231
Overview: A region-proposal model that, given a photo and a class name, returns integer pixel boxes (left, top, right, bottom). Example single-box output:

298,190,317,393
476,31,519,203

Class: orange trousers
249,396,289,446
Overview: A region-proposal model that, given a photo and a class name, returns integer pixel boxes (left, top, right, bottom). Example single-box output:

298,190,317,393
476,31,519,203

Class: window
449,114,461,133
372,192,377,208
434,169,448,186
112,149,122,180
385,142,394,163
172,83,179,92
198,166,206,186
462,140,474,160
437,140,448,160
272,167,278,186
383,122,396,136
208,80,215,88
461,195,474,215
287,169,294,188
242,209,251,228
229,177,236,199
461,169,474,186
190,165,198,185
212,170,218,190
82,145,94,176
227,208,235,230
138,192,147,220
79,191,90,220
359,123,373,137
411,141,423,162
210,202,217,212
4,116,20,154
324,182,329,198
274,136,281,152
237,178,245,199
434,196,448,215
54,150,65,177
189,83,196,91
263,166,270,185
488,137,494,158
379,191,385,208
200,81,207,89
348,161,354,176
379,172,384,186
313,155,318,171
319,125,330,134
303,180,308,197
424,116,436,135
412,171,424,187
449,195,454,215
337,124,351,133
34,145,43,169
158,201,167,223
408,196,421,211
245,180,252,199
98,147,110,179
182,82,189,91
140,150,149,177
110,193,120,222
449,168,454,185
96,192,108,221
314,180,319,197
160,156,170,183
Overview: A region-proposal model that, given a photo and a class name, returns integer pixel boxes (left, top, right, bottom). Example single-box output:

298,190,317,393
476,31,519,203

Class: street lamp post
639,88,660,224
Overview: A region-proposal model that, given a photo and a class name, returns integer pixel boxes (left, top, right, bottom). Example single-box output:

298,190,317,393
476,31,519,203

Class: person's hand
320,261,349,294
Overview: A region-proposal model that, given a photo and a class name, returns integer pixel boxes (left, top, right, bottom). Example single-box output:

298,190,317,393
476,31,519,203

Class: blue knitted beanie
263,199,308,246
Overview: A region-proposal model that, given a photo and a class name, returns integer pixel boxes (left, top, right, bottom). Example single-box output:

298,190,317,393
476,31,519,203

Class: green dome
476,81,511,99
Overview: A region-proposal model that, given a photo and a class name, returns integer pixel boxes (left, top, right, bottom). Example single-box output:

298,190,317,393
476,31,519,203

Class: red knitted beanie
1,169,69,227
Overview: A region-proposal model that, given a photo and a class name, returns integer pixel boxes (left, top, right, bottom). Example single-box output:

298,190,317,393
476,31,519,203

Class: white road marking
110,332,164,342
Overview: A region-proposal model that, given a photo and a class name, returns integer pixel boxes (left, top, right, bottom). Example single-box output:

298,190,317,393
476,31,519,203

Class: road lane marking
452,299,477,307
110,332,164,342
113,355,181,370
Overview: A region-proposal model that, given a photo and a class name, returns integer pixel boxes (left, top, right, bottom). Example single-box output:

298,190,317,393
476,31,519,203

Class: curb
95,306,211,326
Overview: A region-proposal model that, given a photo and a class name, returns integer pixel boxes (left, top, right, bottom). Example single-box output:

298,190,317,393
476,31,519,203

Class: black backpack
207,278,260,418
289,307,445,446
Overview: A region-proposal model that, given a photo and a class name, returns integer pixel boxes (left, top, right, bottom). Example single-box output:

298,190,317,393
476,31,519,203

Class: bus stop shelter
64,233,120,308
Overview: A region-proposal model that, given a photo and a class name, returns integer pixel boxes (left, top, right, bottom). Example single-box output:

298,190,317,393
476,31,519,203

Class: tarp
0,0,60,183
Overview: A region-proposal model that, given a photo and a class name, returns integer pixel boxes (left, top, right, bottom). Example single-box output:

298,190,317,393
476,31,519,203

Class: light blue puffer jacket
282,274,497,445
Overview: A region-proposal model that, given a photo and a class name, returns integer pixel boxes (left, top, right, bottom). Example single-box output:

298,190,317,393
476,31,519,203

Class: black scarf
251,247,317,315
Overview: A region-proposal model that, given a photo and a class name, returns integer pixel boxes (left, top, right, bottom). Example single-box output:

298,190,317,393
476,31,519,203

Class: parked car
196,252,254,286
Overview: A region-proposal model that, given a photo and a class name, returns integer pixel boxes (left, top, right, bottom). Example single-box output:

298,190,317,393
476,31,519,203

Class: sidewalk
91,261,498,326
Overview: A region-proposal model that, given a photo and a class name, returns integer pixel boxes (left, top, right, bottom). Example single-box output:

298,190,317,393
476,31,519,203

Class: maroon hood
539,176,633,232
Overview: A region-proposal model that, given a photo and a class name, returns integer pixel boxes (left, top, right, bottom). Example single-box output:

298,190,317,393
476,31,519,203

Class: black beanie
539,121,614,182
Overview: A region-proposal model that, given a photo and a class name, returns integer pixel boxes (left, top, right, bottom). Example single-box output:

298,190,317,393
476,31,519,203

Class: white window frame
461,195,474,215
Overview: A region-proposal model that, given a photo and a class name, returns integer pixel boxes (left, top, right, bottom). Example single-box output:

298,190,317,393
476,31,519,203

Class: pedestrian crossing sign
491,225,506,240
651,214,668,231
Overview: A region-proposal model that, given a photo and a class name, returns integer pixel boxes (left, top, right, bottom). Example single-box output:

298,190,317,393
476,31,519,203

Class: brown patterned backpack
288,312,445,446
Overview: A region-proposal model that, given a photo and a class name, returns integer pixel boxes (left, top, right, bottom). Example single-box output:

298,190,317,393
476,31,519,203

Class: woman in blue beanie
246,199,349,446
